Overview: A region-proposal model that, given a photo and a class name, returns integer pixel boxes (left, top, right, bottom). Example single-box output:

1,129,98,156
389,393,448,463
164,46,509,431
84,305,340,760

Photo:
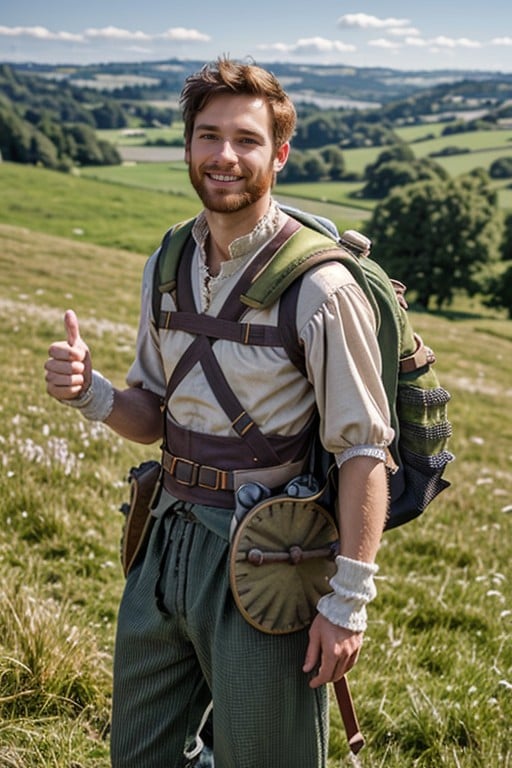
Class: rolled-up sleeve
300,275,394,462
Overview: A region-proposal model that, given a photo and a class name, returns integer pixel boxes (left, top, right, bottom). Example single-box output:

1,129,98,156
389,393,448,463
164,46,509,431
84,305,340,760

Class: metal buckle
172,457,199,487
198,464,225,491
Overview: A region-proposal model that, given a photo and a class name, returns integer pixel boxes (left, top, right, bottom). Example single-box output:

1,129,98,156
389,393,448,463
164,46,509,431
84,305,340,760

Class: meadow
0,161,511,766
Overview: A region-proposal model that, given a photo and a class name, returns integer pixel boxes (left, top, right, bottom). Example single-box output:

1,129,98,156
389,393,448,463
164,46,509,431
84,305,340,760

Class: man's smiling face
185,93,288,214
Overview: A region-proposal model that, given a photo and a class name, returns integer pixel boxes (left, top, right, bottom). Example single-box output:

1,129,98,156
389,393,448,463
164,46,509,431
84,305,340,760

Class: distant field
96,124,184,147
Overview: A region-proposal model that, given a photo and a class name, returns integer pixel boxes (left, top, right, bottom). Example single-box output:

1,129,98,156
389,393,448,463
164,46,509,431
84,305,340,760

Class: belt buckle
173,457,199,487
198,464,225,491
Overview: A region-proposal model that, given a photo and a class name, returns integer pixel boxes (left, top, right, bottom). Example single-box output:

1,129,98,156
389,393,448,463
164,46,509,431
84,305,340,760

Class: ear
184,142,191,164
273,142,290,173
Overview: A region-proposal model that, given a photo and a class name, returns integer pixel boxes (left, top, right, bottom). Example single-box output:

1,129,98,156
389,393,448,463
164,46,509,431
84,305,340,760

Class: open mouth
208,173,242,183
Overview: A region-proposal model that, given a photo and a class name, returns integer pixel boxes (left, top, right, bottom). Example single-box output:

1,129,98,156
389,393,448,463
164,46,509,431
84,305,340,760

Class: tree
0,103,59,168
91,99,127,130
302,152,328,181
362,145,447,199
487,263,512,318
369,171,502,309
489,156,512,179
279,149,307,182
321,146,345,180
66,123,121,166
484,212,512,317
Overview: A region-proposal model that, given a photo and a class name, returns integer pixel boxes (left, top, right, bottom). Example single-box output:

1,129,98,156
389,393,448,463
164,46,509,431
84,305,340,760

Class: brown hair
179,57,296,151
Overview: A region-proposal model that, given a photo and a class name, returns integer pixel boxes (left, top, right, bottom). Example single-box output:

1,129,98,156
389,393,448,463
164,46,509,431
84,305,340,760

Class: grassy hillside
0,166,511,767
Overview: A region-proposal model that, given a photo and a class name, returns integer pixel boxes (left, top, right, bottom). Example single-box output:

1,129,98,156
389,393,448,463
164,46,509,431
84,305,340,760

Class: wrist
63,369,114,422
316,555,378,632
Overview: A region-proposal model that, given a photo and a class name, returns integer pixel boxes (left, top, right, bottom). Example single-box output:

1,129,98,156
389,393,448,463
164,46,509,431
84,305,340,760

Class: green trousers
110,492,329,768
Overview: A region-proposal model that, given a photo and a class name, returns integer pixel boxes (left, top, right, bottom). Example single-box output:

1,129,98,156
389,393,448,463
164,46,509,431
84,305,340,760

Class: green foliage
0,104,60,168
90,100,127,130
484,260,512,317
293,109,401,151
361,145,448,199
369,171,503,308
0,65,123,169
490,156,512,179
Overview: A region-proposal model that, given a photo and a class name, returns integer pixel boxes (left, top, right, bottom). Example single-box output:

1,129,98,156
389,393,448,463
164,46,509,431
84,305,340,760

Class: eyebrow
194,123,265,140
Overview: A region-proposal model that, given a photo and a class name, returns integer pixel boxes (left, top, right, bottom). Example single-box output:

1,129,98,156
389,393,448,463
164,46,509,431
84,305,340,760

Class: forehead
193,93,272,136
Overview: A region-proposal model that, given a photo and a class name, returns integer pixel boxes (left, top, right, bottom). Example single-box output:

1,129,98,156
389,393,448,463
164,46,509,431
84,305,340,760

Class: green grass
0,162,199,256
1,164,511,766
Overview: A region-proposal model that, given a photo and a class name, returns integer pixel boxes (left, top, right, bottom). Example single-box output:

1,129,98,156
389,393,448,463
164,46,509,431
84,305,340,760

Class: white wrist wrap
64,369,114,422
316,555,378,632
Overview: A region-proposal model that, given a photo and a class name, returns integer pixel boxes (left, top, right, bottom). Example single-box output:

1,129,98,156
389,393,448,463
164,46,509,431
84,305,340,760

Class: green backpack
152,206,454,530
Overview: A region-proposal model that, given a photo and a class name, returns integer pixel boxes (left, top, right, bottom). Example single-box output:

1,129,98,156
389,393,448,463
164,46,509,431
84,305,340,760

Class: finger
45,357,85,375
64,309,81,347
47,340,85,362
303,629,321,675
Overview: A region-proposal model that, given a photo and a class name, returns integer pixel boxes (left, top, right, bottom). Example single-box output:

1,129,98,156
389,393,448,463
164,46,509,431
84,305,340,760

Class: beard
188,161,275,213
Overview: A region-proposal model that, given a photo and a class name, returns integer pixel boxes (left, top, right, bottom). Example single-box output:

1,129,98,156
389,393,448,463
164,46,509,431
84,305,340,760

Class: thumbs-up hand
45,309,93,401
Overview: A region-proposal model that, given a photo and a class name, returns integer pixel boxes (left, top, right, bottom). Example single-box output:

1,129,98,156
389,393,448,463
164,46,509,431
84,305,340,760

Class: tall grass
0,165,511,766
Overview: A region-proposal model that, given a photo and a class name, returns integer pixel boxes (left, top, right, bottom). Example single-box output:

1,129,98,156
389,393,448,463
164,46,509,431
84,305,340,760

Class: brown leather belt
162,450,234,492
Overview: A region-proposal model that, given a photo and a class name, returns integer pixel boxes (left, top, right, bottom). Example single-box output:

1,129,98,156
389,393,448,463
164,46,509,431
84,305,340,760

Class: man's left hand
302,613,363,688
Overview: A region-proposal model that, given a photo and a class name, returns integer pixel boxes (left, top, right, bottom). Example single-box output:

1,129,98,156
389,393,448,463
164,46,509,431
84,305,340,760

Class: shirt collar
192,200,282,263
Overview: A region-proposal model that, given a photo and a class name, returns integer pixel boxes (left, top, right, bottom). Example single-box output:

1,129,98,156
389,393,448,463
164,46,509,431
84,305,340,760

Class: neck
204,196,271,274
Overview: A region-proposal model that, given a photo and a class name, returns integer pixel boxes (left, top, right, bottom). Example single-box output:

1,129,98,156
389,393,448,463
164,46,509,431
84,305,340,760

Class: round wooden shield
229,497,339,634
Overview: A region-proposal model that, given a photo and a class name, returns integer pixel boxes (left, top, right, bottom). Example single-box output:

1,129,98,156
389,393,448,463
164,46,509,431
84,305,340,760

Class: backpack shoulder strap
240,223,381,328
151,217,196,323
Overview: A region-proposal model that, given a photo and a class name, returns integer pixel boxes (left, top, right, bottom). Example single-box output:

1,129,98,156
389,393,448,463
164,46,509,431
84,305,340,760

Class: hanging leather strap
333,676,365,755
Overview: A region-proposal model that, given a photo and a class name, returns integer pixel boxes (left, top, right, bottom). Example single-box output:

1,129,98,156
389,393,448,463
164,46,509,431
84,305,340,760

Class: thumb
64,309,81,347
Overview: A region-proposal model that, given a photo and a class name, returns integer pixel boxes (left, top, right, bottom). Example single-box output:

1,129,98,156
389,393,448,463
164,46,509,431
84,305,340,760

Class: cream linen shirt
126,202,394,464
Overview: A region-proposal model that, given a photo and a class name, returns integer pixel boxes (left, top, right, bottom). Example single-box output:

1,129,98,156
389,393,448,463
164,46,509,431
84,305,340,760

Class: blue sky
1,0,511,72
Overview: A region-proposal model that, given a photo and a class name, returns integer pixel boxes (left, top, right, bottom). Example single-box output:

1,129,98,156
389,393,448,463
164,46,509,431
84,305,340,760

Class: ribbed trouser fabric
110,506,328,768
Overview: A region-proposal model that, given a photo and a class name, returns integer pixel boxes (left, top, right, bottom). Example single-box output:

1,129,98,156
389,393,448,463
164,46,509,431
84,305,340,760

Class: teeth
210,174,239,182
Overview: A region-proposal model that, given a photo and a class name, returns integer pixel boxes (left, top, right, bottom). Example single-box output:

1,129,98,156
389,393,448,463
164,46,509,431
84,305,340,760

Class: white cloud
338,14,411,30
159,27,211,42
490,37,512,46
405,37,428,48
429,36,481,49
0,25,83,42
85,26,150,41
0,24,210,46
368,34,482,54
258,37,356,55
388,27,420,38
368,38,401,51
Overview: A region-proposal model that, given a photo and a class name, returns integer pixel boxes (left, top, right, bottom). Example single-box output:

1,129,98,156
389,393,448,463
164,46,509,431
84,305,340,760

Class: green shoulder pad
240,225,380,324
157,218,195,294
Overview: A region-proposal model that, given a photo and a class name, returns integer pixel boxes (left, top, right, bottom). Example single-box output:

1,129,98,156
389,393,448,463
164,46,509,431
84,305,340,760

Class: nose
216,139,238,163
